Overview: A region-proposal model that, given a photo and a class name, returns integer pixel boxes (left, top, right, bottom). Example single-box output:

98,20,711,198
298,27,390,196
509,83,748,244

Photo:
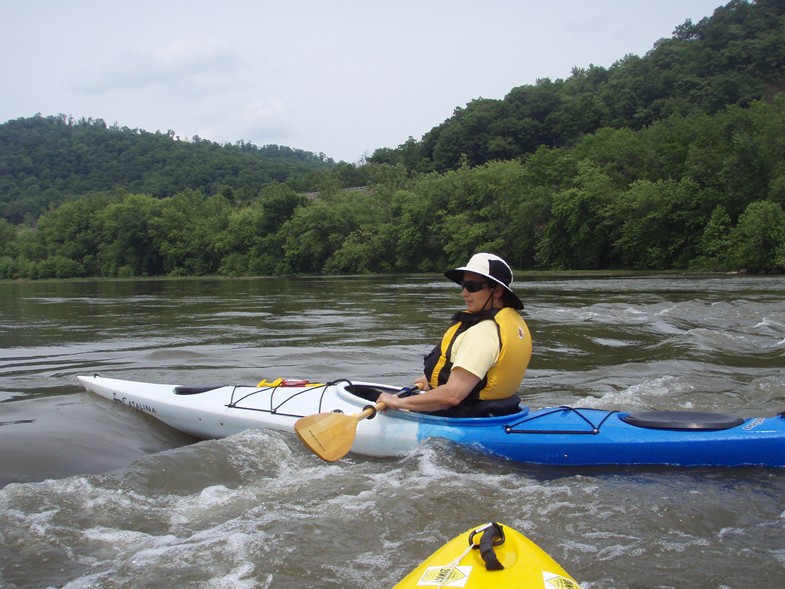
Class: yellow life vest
424,307,532,403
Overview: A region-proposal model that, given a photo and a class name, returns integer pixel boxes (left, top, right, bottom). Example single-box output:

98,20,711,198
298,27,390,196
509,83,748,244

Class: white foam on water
2,418,784,589
576,375,688,409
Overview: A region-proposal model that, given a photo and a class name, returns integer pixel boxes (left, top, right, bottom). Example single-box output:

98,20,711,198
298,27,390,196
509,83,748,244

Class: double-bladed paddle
294,384,420,462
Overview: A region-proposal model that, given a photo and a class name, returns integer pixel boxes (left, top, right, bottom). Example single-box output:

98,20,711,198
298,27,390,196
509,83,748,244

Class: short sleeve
450,320,500,378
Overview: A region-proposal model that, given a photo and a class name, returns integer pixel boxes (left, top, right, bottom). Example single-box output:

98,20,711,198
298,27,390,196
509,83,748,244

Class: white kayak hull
78,375,422,458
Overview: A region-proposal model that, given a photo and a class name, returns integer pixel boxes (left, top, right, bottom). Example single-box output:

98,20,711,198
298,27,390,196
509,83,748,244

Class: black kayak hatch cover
621,410,744,431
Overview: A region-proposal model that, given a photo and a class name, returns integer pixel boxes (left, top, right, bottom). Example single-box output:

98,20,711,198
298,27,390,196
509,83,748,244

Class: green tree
536,162,618,269
148,191,230,275
386,166,460,272
610,178,700,269
99,193,163,276
730,200,785,272
214,206,266,276
257,182,308,234
0,218,17,256
507,146,578,268
34,192,114,276
324,228,393,274
281,201,358,273
438,161,524,265
573,127,652,187
695,205,733,270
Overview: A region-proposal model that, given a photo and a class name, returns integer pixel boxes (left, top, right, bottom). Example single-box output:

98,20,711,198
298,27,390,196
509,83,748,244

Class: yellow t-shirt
450,320,500,379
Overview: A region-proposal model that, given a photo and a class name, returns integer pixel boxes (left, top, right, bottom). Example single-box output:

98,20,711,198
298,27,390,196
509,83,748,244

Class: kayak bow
393,522,582,589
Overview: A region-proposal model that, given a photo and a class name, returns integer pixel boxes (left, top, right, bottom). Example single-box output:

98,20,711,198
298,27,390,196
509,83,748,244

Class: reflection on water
1,274,784,588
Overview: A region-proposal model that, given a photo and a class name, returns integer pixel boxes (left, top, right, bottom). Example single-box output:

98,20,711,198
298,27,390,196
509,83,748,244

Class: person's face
460,271,495,313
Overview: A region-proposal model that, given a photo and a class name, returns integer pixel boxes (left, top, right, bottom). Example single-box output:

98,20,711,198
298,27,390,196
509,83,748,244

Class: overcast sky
2,0,723,163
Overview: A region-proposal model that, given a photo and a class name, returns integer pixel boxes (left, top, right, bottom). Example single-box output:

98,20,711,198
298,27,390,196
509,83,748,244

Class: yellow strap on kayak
257,378,325,387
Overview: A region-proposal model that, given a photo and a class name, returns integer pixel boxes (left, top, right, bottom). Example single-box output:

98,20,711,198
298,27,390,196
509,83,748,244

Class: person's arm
378,367,480,412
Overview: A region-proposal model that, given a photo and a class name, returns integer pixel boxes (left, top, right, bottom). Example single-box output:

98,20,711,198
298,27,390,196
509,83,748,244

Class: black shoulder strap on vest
450,308,499,327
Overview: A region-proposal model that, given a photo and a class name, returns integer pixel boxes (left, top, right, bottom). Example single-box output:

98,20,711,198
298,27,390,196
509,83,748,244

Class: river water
1,274,784,588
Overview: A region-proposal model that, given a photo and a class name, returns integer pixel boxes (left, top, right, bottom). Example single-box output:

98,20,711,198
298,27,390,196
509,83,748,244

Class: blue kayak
78,375,785,468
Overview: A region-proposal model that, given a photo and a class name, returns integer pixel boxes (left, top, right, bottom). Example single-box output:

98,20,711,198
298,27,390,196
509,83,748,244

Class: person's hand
377,392,404,411
414,375,430,391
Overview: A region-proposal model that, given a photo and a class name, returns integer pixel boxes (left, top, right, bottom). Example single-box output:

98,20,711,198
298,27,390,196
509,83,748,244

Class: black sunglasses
460,280,489,293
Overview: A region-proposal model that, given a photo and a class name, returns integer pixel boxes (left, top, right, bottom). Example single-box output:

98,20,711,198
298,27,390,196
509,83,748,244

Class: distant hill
369,0,785,172
0,114,335,223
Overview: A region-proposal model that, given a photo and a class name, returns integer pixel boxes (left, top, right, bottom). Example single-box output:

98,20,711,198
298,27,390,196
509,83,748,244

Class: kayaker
378,252,532,417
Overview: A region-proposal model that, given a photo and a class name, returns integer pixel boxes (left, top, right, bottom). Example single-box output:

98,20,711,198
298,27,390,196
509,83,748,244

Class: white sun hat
444,252,524,310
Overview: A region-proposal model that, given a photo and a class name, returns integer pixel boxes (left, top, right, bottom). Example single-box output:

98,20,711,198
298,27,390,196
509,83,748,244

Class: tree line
1,93,783,279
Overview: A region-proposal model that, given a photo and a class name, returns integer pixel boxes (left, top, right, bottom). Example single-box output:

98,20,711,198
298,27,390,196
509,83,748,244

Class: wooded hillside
0,115,341,223
370,0,785,172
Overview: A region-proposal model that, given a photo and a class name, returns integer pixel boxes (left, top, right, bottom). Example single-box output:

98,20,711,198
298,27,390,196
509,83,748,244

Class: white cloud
74,39,241,94
245,99,285,121
194,98,295,147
